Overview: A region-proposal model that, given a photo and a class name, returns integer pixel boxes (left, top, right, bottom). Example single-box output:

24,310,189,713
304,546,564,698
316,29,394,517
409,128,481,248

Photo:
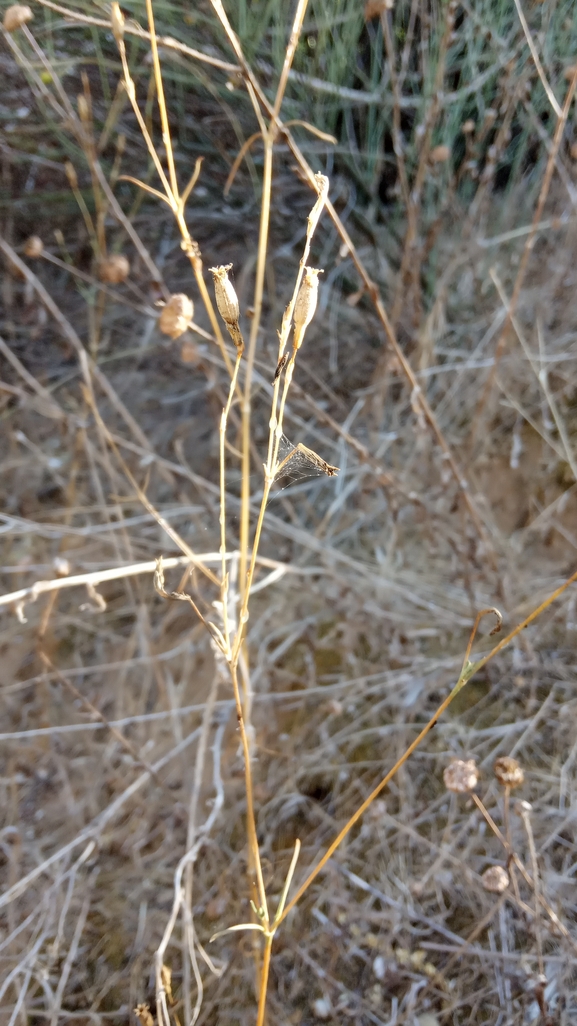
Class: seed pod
77,94,89,122
99,254,130,284
3,4,33,31
209,263,243,351
159,294,194,339
494,756,524,788
293,267,322,349
461,119,475,135
481,866,509,894
443,759,478,794
110,1,125,43
430,144,451,164
24,235,43,258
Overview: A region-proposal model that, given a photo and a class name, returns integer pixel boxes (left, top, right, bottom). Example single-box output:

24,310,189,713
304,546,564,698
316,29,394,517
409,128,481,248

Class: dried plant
2,1,577,1024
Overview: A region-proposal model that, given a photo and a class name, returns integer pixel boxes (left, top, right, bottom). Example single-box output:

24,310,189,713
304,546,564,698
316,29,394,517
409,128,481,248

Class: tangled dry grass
1,1,577,1024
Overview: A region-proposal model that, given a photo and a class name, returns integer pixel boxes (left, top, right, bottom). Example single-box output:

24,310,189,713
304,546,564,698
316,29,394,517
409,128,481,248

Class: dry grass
2,1,577,1024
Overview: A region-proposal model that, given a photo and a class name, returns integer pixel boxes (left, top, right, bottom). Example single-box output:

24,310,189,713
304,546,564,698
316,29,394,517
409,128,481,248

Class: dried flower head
3,4,33,31
443,759,478,794
53,556,70,578
461,119,475,135
293,267,322,349
99,254,130,285
481,865,509,894
429,145,451,164
209,263,243,351
24,235,43,258
159,294,193,339
494,756,524,789
110,1,124,42
133,1005,154,1026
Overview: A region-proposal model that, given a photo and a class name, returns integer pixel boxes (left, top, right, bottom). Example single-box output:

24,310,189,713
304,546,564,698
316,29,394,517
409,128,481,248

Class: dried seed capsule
53,557,70,578
293,266,322,349
443,759,478,794
159,294,194,339
99,254,130,284
110,1,125,43
209,263,243,351
429,144,451,164
461,119,475,135
3,4,33,31
24,235,43,258
481,866,509,894
494,756,524,788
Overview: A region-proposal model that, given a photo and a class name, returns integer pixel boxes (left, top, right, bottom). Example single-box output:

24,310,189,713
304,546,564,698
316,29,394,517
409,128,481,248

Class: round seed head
443,759,478,794
494,756,524,788
481,865,509,894
99,254,130,284
294,267,322,343
3,4,33,31
159,294,194,339
461,119,475,135
24,235,43,258
430,145,451,164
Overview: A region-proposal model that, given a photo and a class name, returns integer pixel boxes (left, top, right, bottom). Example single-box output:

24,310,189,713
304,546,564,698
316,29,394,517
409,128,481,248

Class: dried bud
133,1005,154,1026
53,556,70,578
494,756,524,789
99,254,130,284
461,119,475,135
443,759,478,794
64,161,79,189
77,94,89,122
24,235,43,258
293,267,322,348
160,964,173,1004
429,144,451,164
159,294,193,339
209,263,243,351
481,866,509,894
110,1,124,43
3,4,33,31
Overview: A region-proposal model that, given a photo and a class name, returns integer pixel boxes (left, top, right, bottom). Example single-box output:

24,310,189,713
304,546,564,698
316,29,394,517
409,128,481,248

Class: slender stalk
230,664,268,920
255,936,273,1026
144,0,178,198
220,353,243,649
240,139,273,596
